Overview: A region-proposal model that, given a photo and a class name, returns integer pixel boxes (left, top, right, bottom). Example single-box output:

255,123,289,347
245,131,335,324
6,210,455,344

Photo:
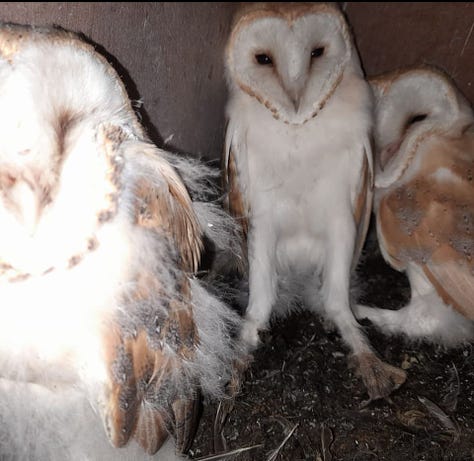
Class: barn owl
0,23,242,460
222,2,406,400
354,67,474,345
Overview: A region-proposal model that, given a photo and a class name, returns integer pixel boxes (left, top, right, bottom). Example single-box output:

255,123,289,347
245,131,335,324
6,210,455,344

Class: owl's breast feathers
378,130,474,319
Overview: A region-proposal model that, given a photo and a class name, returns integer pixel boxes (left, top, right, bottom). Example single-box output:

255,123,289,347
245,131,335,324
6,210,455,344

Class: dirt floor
190,227,474,461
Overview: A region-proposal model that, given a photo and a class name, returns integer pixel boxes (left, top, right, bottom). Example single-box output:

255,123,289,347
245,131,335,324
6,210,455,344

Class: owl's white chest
0,214,134,386
237,92,369,271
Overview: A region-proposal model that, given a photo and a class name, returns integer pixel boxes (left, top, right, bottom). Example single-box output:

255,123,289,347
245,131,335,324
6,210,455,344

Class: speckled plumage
355,67,474,345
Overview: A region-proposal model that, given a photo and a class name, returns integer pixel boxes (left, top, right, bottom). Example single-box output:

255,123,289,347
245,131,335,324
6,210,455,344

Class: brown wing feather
102,274,201,455
377,130,474,319
222,138,249,273
134,149,203,273
101,146,204,454
352,150,373,270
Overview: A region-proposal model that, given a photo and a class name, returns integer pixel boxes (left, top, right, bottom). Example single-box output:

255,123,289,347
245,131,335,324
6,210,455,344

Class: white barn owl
222,2,406,400
355,67,474,345
0,23,242,460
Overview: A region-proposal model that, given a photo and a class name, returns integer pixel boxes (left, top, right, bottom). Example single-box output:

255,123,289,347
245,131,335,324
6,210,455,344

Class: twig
266,423,299,461
194,444,264,461
442,362,460,412
320,423,334,461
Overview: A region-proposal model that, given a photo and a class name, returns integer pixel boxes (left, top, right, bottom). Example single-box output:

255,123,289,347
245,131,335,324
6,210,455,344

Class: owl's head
370,67,474,188
225,2,362,125
0,23,142,237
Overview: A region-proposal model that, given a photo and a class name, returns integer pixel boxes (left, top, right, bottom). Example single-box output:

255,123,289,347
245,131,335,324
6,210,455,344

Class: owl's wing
101,140,204,455
352,140,374,270
222,118,250,271
377,130,474,320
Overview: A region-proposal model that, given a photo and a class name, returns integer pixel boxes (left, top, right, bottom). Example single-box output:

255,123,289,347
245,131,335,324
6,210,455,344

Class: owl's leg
240,228,277,349
354,298,474,347
321,218,406,400
354,263,474,346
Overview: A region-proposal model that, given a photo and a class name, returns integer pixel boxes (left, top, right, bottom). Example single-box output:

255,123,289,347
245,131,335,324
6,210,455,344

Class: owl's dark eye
407,113,428,127
311,47,325,59
255,53,273,65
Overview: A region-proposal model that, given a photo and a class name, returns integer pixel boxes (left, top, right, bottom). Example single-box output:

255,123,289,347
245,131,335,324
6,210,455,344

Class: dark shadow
75,30,164,148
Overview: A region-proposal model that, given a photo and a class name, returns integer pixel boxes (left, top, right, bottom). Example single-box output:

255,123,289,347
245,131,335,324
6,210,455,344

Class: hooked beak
280,62,307,115
289,88,302,113
10,178,46,235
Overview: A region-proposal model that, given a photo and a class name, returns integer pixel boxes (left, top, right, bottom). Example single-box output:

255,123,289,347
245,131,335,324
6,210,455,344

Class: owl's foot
240,320,262,350
349,352,407,401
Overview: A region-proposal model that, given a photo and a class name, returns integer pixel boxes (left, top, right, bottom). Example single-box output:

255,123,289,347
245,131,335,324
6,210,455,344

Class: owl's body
224,3,406,399
355,68,474,345
226,67,371,307
0,24,240,460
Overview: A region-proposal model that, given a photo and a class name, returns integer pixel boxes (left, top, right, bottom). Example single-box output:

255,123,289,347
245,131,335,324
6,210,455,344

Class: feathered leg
321,214,406,400
354,266,474,346
240,225,277,349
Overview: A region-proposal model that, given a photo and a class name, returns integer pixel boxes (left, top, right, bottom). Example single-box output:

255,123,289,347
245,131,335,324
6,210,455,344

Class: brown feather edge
352,149,373,271
422,264,474,320
223,143,249,274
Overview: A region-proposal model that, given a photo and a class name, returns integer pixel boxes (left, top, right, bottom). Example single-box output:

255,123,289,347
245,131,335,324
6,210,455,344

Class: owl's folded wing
101,141,204,454
377,132,474,320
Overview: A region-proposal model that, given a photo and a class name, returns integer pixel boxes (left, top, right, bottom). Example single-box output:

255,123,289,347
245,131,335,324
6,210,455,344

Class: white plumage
0,23,241,460
223,3,406,400
355,67,474,346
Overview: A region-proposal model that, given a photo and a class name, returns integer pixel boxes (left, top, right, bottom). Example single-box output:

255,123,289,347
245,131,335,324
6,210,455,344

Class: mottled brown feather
134,171,202,273
377,129,474,319
134,407,170,455
102,272,200,455
172,396,201,454
223,147,249,273
101,325,140,448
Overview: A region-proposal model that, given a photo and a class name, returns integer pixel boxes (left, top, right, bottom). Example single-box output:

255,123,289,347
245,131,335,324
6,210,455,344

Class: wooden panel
0,2,239,159
345,2,474,103
0,3,472,162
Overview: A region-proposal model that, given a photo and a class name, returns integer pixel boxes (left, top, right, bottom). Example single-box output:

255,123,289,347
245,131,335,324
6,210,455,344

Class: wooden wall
0,3,472,160
345,2,474,100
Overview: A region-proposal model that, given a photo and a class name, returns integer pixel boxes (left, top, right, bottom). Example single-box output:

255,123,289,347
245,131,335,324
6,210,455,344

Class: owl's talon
350,352,407,400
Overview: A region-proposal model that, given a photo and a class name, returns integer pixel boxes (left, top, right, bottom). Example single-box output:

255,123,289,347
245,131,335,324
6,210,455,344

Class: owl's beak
280,67,306,114
11,179,44,235
290,91,301,113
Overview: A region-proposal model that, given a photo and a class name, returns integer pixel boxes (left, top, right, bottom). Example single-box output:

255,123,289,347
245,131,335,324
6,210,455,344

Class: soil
190,226,474,461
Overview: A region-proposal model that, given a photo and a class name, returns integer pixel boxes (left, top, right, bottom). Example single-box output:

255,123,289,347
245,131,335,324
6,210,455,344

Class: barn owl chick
354,67,474,345
0,23,241,460
223,3,406,400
